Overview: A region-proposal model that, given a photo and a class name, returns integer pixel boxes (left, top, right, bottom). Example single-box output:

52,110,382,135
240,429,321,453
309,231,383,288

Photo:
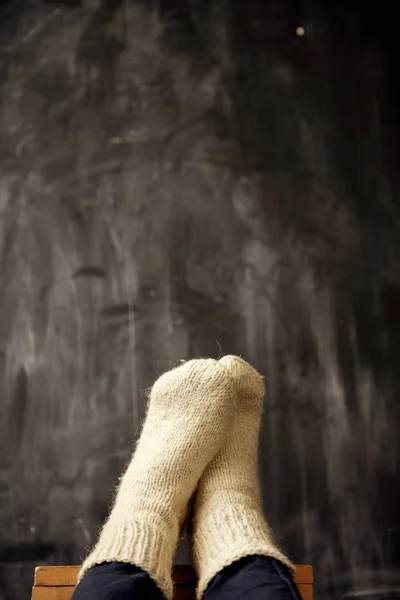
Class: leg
204,556,303,600
73,359,236,599
72,562,163,600
192,356,297,599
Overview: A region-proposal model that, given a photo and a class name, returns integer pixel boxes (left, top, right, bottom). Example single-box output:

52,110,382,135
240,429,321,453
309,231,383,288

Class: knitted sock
191,355,295,599
78,358,235,600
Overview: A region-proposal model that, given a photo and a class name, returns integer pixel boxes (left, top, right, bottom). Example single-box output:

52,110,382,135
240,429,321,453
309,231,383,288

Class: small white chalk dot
296,26,305,36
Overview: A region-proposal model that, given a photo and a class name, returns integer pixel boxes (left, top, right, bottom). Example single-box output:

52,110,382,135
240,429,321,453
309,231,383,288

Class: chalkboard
0,1,399,599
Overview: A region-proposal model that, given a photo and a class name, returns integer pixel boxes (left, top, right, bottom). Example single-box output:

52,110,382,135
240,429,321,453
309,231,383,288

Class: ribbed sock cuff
194,505,296,599
78,515,176,600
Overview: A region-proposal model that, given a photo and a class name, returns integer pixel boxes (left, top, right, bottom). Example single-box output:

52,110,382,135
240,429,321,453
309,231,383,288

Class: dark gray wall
0,1,399,598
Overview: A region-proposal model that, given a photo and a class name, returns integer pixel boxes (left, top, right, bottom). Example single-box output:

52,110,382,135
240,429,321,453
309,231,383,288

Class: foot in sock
78,358,236,599
191,355,295,599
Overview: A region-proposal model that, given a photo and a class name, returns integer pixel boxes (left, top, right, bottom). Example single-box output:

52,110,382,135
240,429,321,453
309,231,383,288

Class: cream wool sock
78,359,236,599
192,355,295,599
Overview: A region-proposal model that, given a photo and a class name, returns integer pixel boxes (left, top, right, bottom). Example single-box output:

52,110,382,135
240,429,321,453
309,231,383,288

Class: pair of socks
78,356,294,599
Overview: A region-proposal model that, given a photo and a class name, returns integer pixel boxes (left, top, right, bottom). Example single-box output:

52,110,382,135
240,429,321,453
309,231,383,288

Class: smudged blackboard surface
0,1,399,598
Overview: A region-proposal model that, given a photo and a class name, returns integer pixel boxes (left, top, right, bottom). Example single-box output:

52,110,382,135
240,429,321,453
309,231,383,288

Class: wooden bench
32,564,313,600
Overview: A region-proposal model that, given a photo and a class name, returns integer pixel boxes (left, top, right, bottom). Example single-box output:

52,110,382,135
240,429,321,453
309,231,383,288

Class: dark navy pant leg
204,556,303,600
71,562,165,600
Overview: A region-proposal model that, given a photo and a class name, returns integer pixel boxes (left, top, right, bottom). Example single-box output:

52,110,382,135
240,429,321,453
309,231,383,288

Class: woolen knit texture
78,358,236,600
192,355,296,599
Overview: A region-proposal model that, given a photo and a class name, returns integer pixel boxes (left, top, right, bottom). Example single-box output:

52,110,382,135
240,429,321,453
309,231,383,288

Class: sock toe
219,355,265,403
